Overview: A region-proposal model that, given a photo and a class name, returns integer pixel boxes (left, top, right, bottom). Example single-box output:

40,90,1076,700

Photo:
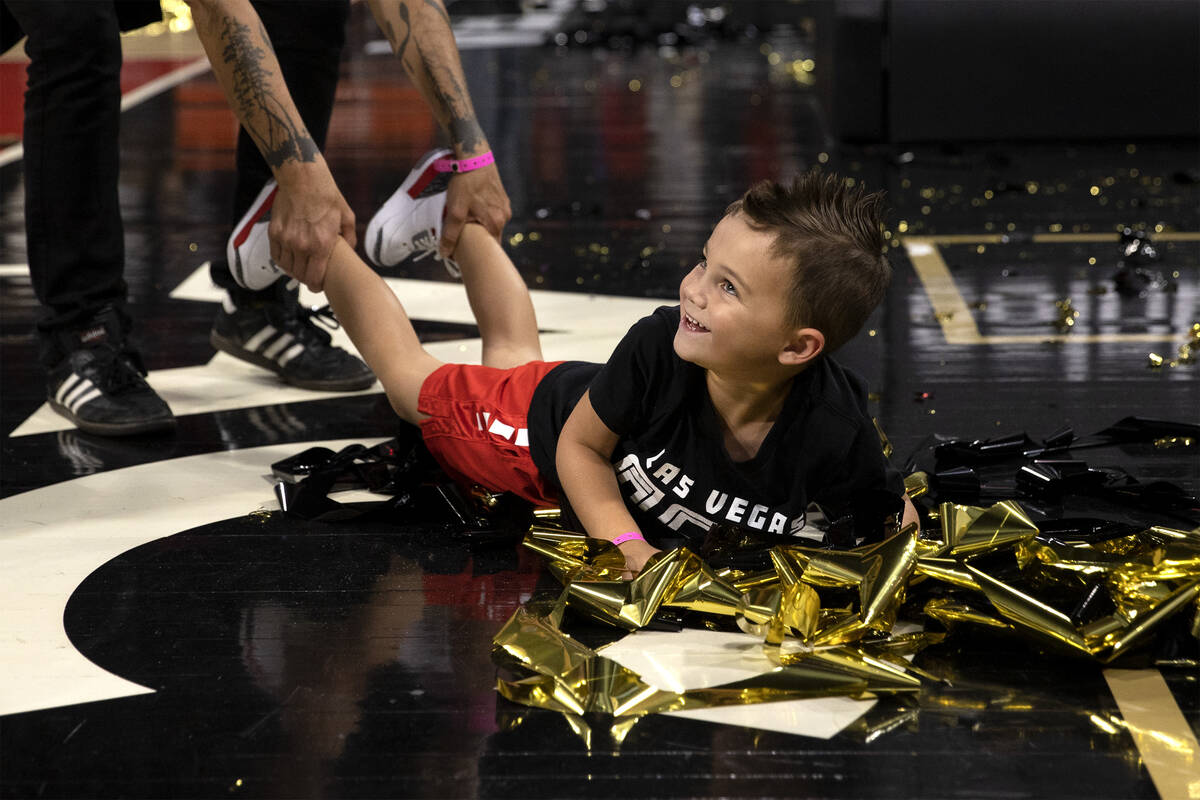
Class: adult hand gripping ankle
269,162,355,293
440,161,511,259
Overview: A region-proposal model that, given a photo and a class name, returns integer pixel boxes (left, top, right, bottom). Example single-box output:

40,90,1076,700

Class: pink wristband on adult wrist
433,151,495,173
611,531,645,546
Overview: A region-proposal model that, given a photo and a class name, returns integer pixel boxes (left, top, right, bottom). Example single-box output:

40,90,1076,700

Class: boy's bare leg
454,224,543,368
321,238,442,424
317,225,538,421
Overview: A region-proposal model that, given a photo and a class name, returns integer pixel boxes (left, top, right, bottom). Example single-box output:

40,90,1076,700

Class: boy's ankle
451,221,489,261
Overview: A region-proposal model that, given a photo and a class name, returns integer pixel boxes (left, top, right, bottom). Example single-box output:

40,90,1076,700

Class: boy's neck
705,365,805,461
706,367,798,420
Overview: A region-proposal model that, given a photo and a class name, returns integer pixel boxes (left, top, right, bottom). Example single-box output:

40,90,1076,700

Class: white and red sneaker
227,180,283,291
364,148,460,277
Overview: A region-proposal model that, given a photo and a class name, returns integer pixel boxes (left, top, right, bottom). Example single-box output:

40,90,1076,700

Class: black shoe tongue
76,323,111,348
65,306,124,352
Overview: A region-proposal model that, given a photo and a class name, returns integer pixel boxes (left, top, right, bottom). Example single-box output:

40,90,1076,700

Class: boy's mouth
682,312,709,333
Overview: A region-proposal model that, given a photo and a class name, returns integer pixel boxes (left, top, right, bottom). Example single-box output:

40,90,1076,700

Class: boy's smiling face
674,212,822,378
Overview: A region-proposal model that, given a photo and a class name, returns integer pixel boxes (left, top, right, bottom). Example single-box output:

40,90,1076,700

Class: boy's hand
617,539,661,580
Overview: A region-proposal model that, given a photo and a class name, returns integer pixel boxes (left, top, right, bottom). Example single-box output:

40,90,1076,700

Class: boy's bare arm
556,391,661,574
365,0,511,255
187,0,354,289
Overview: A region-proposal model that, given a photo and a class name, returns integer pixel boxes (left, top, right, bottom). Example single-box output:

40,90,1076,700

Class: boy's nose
682,267,706,306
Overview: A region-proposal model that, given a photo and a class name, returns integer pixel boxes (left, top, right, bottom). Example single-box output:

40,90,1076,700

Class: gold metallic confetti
1054,298,1079,332
495,504,1200,727
1154,437,1196,449
923,596,1011,630
1165,323,1200,367
873,418,894,459
903,471,930,501
932,500,1039,557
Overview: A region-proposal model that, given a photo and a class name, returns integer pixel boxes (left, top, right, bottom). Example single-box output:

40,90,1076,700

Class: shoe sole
228,181,280,291
364,148,451,269
48,399,176,437
210,330,377,392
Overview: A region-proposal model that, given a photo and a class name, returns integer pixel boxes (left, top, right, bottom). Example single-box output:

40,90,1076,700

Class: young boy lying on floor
229,151,918,574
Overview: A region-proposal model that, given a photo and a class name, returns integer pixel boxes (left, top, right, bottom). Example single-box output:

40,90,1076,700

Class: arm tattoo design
422,0,451,26
416,39,486,152
389,5,412,62
219,17,318,168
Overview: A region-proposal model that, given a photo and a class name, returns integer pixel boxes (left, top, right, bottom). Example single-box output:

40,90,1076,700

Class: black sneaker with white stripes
210,285,375,392
45,315,175,437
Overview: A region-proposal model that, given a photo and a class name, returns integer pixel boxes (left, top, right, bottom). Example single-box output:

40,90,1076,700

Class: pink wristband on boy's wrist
611,531,645,546
433,151,495,173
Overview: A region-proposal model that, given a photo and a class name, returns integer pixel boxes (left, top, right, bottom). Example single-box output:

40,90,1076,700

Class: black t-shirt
527,306,904,546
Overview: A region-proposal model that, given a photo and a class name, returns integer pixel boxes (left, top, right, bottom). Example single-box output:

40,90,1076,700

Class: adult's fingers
278,243,296,280
466,167,511,240
482,205,508,242
269,221,284,271
438,168,511,256
439,198,468,259
291,246,321,293
300,253,326,293
269,213,299,277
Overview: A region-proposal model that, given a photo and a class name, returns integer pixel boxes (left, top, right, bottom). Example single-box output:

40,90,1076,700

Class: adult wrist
611,531,645,546
271,157,332,191
434,150,495,174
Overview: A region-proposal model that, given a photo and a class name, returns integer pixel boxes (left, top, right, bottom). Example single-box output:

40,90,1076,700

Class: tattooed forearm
218,16,318,168
416,39,485,152
389,5,412,62
422,0,451,26
366,0,488,153
448,114,486,154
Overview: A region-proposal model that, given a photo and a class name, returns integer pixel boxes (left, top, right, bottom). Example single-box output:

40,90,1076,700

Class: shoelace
300,304,341,331
285,303,340,347
409,229,462,278
83,345,147,395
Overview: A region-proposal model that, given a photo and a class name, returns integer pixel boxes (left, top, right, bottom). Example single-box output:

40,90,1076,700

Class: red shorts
417,361,565,508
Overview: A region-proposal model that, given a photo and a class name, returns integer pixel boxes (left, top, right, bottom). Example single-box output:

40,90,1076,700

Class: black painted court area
3,498,1195,798
1,4,1198,798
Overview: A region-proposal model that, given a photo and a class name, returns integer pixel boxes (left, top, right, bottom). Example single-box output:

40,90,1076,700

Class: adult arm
187,0,354,291
366,0,510,256
556,391,661,576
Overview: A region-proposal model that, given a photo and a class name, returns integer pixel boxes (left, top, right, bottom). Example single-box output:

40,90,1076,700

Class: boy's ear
779,327,825,367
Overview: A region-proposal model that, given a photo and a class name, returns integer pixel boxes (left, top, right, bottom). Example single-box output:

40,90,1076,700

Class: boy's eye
720,279,738,296
697,258,708,270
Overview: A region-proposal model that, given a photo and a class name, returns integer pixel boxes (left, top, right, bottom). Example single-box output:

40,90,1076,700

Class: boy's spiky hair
726,171,891,353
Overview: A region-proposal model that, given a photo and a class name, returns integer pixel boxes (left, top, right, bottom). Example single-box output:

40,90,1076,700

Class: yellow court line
912,234,1009,246
962,333,1180,345
912,233,1200,245
901,238,983,344
1103,669,1200,800
902,234,1196,346
1031,232,1200,244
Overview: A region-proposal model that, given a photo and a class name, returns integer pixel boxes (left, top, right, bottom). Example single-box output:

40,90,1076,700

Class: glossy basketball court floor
1,5,1197,798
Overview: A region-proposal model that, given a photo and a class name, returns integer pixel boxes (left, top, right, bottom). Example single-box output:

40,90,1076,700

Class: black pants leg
6,0,129,365
210,0,350,293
